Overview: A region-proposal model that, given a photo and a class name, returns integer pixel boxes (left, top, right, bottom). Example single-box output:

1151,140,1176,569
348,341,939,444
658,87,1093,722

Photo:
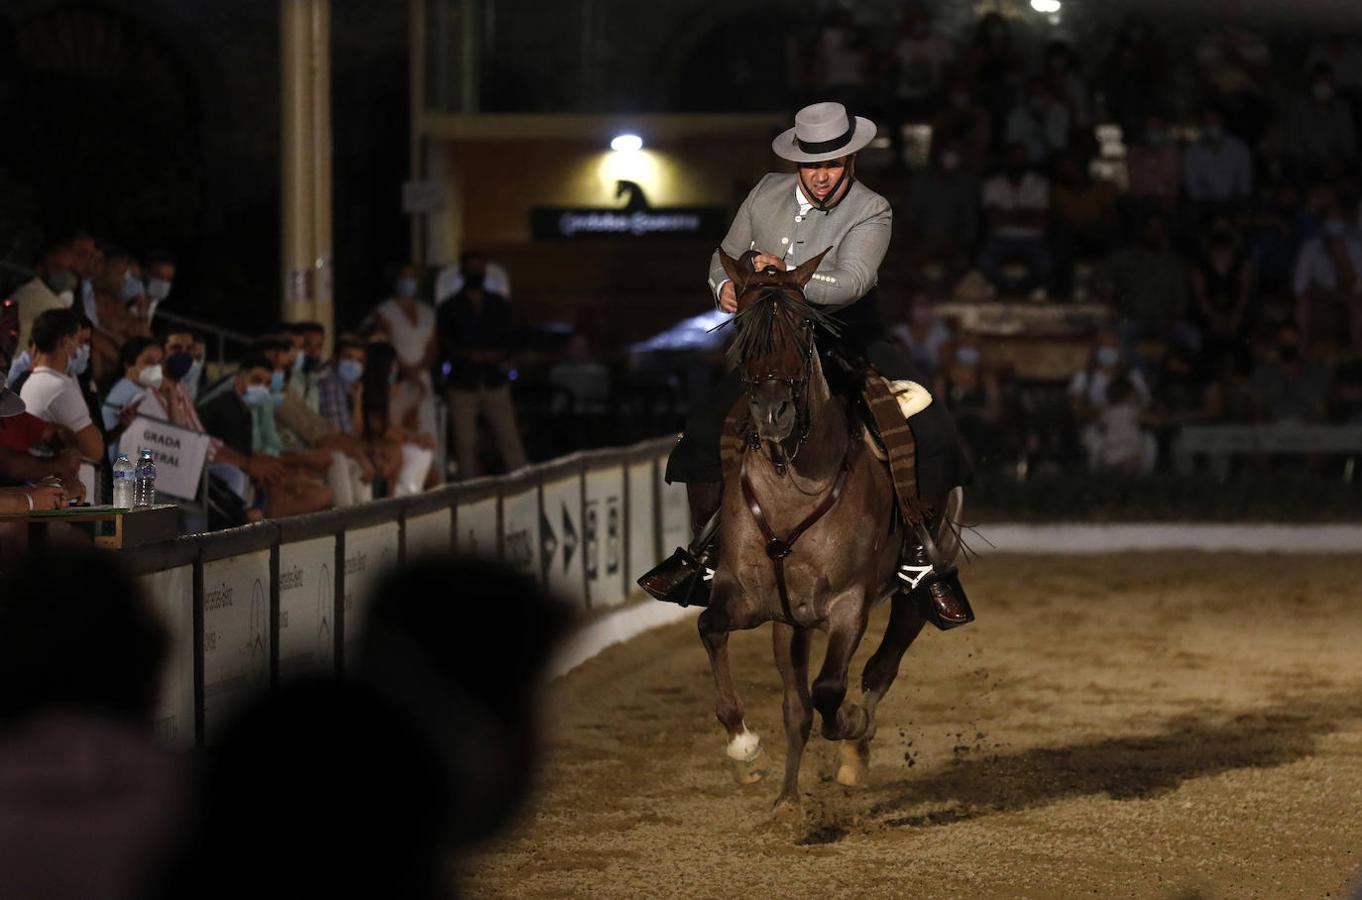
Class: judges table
0,504,180,555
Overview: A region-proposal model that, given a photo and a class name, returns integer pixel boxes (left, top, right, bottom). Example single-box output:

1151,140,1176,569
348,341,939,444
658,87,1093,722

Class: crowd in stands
811,6,1362,476
0,239,531,526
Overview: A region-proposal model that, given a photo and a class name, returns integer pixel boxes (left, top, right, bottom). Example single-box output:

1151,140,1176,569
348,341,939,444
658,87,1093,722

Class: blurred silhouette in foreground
0,545,184,900
164,556,572,899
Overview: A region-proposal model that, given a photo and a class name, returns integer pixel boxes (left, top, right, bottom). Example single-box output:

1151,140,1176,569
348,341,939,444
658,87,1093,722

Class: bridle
740,298,816,477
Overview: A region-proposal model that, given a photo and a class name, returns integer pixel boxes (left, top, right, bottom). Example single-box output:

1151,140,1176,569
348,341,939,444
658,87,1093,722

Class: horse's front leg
771,621,811,815
698,603,768,784
812,593,871,743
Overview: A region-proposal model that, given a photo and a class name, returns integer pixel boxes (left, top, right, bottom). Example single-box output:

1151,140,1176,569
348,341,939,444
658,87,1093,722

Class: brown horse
701,249,952,815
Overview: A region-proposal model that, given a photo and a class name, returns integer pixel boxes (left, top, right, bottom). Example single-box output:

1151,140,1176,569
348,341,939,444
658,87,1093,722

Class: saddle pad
863,375,926,525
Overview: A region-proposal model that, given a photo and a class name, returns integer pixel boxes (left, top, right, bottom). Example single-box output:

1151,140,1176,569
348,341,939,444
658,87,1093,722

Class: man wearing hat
652,102,972,623
0,385,74,513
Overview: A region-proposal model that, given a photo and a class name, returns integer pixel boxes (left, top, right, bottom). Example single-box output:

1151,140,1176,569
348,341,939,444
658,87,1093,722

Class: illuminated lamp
610,133,643,153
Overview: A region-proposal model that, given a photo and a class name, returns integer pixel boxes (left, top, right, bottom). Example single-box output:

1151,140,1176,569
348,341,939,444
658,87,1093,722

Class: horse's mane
725,286,841,368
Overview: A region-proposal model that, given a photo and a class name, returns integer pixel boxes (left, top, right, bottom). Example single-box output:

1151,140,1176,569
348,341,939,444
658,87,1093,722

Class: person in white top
370,264,439,445
1068,331,1155,472
19,308,103,461
978,141,1053,295
1293,204,1362,354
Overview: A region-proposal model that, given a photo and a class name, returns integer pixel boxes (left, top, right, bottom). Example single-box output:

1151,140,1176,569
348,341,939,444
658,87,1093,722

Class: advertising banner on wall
541,475,585,607
201,551,271,744
658,462,690,562
343,522,400,666
627,460,657,589
138,565,194,746
501,488,541,584
585,466,626,608
277,537,336,682
117,416,212,500
405,509,452,560
456,497,498,558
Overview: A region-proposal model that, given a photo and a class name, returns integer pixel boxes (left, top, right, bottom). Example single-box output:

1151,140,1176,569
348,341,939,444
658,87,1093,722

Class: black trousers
665,338,971,499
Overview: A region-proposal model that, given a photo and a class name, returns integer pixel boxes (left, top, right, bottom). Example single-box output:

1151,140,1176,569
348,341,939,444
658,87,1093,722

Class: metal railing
120,435,689,747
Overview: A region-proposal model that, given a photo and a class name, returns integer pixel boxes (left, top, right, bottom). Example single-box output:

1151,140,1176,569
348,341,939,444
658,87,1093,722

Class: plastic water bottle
134,448,156,507
112,452,135,509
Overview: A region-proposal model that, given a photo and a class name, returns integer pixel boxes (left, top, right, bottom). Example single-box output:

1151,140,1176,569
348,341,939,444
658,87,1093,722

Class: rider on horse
641,101,973,627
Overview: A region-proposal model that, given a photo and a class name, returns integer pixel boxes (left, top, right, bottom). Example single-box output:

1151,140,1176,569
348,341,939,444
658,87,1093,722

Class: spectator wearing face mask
1183,108,1253,212
369,264,438,444
1125,111,1183,210
11,241,79,354
284,321,327,411
978,141,1052,296
1069,331,1152,425
360,341,435,496
66,232,103,325
100,337,163,460
141,250,175,326
19,308,103,462
0,348,82,501
316,334,366,436
88,254,152,385
197,355,327,519
435,251,512,306
903,136,979,279
1284,62,1357,177
1250,323,1329,424
933,336,1004,467
1004,76,1072,168
1293,201,1362,354
1190,226,1257,377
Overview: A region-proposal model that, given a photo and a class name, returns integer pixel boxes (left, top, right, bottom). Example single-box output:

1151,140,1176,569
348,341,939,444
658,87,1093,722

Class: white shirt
1068,367,1151,411
1293,234,1362,295
374,298,436,369
1183,136,1253,201
982,172,1049,238
20,366,92,433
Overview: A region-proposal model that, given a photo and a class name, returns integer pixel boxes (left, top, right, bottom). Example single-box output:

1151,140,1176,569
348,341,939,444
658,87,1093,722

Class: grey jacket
707,173,892,309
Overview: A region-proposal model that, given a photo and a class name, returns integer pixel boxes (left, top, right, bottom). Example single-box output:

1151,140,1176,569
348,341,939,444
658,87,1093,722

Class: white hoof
727,728,767,785
835,741,869,787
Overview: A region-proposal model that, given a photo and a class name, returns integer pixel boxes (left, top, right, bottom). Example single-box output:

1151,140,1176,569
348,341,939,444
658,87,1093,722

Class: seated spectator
282,321,326,411
904,136,979,280
316,334,366,437
1190,225,1257,377
0,546,187,899
1244,179,1309,297
933,336,1004,467
1050,151,1120,291
197,355,328,518
87,253,151,385
18,309,103,462
1124,111,1182,211
1146,344,1213,467
547,335,611,414
10,240,78,355
361,342,435,496
1283,62,1357,177
1004,76,1071,168
1044,41,1092,136
1293,201,1362,355
1193,25,1273,145
931,77,991,174
1183,107,1253,214
1250,322,1329,424
978,141,1052,296
890,291,952,376
141,250,176,326
1082,375,1157,474
1204,355,1257,423
100,337,163,460
6,338,34,388
68,231,104,326
1101,211,1191,348
1069,330,1152,425
0,383,76,512
437,264,527,479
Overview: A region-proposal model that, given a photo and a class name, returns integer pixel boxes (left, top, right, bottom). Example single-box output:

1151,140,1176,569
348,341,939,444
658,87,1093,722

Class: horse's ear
790,247,832,287
718,249,748,294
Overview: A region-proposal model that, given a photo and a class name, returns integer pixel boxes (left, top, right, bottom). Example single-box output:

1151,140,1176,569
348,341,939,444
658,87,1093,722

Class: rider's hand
719,281,738,313
752,253,787,273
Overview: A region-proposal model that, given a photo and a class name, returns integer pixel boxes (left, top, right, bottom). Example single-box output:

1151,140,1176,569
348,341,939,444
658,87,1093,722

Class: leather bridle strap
739,442,855,622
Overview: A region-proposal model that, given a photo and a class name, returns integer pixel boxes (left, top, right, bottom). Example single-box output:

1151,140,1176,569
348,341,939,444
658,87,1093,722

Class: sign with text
627,460,657,586
343,523,400,666
278,537,336,681
541,475,585,607
405,509,452,560
201,551,271,743
118,416,211,500
138,566,194,746
531,180,725,241
456,496,498,557
501,488,541,584
585,466,626,608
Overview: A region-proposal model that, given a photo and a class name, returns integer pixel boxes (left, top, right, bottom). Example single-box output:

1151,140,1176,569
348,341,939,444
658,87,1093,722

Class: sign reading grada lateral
531,180,725,241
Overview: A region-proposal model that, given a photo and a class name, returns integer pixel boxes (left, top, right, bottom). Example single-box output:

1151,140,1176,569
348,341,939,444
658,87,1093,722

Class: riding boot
897,510,974,630
637,481,722,607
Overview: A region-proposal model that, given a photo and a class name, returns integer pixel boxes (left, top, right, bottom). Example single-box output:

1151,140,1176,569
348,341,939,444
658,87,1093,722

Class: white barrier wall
342,523,400,665
457,496,498,555
138,565,195,746
627,460,657,585
502,487,541,583
658,466,690,556
277,537,336,681
585,466,626,608
201,551,271,743
542,475,586,607
405,509,453,559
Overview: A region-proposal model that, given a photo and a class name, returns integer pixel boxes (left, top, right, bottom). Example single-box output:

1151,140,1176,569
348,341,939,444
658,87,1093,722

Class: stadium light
610,133,643,153
1030,0,1061,12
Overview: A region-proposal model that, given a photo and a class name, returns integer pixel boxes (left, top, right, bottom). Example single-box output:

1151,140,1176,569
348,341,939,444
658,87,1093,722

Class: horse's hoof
730,747,769,785
835,741,869,787
771,793,803,820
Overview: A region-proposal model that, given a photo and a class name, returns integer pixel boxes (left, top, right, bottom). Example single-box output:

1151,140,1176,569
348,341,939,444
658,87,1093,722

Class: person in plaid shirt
316,334,366,437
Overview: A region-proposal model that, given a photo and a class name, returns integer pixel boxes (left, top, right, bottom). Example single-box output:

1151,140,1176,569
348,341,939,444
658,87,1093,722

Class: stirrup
908,566,975,631
637,546,715,608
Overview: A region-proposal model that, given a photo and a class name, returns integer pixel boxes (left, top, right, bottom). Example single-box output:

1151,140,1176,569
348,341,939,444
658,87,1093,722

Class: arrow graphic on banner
541,509,558,563
561,501,579,573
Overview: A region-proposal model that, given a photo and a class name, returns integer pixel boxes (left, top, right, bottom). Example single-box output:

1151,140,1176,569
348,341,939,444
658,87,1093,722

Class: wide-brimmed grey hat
0,385,25,418
772,101,877,163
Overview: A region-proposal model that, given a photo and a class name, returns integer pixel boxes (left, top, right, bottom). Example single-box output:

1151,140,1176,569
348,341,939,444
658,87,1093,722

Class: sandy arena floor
466,554,1362,899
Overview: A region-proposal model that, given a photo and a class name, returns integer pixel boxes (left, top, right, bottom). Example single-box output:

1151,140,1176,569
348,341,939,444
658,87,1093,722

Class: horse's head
719,247,834,444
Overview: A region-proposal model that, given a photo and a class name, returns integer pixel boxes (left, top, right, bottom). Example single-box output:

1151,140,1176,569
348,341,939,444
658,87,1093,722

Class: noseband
741,313,815,476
